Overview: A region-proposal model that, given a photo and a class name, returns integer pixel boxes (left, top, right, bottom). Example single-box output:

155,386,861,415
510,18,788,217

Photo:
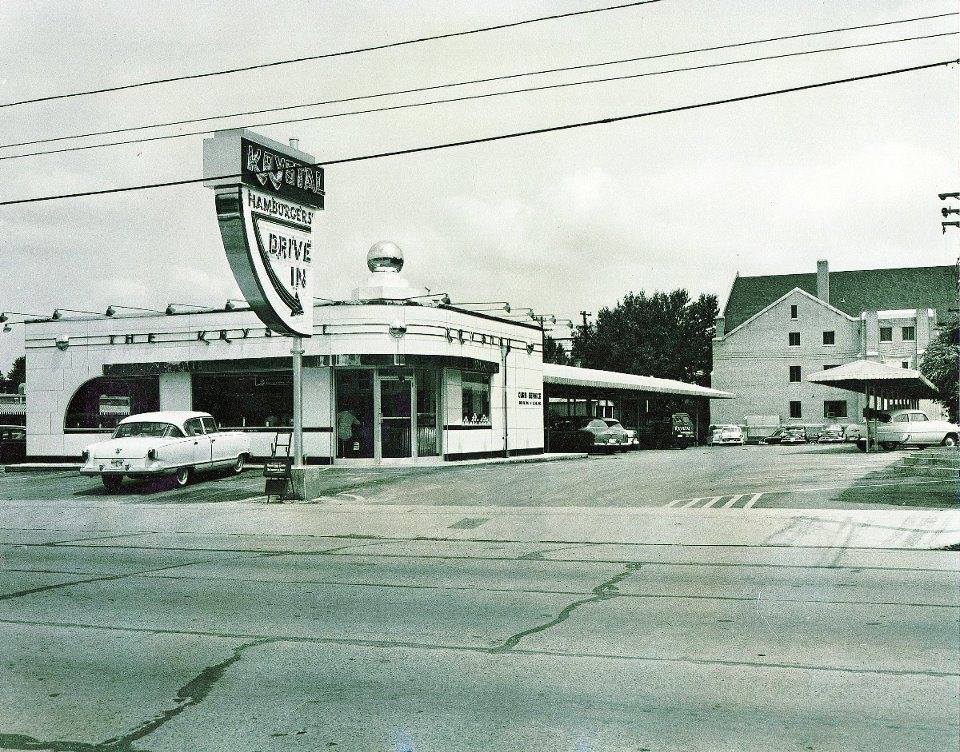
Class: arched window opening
64,376,159,432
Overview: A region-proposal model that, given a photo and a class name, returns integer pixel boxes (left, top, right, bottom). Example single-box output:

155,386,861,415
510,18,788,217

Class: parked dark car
764,428,786,445
0,425,26,463
549,417,630,453
780,427,808,445
817,424,846,443
602,418,638,449
634,412,696,449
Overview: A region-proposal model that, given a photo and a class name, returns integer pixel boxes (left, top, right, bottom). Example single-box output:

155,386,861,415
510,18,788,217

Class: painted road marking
664,492,763,509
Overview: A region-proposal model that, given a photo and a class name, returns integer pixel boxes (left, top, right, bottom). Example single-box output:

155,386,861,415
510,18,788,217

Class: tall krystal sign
203,130,324,337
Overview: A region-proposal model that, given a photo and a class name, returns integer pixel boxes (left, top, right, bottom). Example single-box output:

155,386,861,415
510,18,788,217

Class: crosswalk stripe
702,496,724,508
742,492,763,508
679,497,704,508
721,494,743,508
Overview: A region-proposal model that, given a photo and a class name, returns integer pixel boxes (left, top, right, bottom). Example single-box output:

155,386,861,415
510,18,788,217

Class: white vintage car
80,411,251,491
857,409,960,450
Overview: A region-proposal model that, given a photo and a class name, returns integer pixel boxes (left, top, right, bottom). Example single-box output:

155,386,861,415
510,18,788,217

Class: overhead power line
0,0,662,110
1,11,954,153
0,30,953,163
0,58,954,209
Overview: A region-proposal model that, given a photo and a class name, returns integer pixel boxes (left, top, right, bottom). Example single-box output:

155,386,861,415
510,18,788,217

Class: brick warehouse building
710,260,956,431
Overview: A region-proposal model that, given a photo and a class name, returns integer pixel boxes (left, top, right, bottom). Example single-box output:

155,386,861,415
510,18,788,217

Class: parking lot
0,443,953,510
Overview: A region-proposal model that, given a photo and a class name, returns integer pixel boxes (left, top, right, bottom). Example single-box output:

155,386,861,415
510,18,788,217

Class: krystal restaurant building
23,244,731,464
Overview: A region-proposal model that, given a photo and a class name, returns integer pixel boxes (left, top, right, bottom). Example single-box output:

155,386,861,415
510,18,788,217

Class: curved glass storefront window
64,377,159,431
192,372,292,428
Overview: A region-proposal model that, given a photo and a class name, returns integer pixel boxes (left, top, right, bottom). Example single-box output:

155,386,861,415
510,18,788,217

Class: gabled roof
722,265,956,332
722,286,855,338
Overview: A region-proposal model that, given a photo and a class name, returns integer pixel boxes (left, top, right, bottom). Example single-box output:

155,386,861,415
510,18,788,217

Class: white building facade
711,260,954,430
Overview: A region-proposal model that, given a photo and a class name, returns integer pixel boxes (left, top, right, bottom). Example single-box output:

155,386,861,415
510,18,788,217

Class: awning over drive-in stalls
806,359,938,400
806,359,939,451
542,364,735,400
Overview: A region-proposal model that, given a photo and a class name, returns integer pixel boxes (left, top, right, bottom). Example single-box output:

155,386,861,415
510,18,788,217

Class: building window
879,326,892,342
789,401,802,419
64,376,159,431
789,366,801,382
462,372,491,424
822,330,835,345
788,332,800,347
790,304,798,319
824,364,839,370
902,361,910,369
901,326,915,341
192,371,292,428
824,400,848,419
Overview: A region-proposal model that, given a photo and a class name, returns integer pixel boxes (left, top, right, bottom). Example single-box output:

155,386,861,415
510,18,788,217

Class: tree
0,356,24,394
920,322,958,422
542,335,571,365
570,290,719,386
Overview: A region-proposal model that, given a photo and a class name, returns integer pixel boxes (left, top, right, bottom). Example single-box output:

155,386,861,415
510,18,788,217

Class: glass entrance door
378,375,413,458
335,370,374,459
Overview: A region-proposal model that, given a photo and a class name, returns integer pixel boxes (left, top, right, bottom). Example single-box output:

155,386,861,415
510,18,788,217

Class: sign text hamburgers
203,130,324,337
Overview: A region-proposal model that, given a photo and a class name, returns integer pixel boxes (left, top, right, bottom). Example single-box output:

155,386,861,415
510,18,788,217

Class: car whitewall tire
233,455,245,474
174,467,191,488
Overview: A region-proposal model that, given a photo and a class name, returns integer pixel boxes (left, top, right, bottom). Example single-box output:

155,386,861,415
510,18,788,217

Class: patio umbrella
807,359,939,451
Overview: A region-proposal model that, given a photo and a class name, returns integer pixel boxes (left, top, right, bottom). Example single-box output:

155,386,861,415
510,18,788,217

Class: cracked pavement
0,471,958,750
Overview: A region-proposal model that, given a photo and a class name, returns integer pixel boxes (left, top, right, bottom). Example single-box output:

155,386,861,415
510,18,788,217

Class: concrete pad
522,594,960,675
617,562,960,606
0,620,248,746
53,532,387,554
0,571,87,597
140,553,627,596
143,640,959,752
0,543,258,575
0,575,573,651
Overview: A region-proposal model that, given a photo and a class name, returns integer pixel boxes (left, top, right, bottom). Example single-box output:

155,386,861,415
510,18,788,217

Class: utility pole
939,191,960,234
579,310,591,331
939,191,959,423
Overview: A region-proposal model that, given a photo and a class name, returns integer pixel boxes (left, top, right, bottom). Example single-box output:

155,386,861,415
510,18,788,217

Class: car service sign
203,130,324,337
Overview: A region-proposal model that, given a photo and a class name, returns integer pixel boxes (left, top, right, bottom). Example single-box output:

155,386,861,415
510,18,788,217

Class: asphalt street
0,443,954,510
1,530,958,752
0,446,957,751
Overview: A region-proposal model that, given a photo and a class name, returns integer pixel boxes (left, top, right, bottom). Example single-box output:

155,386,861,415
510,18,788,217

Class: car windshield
113,422,182,439
603,420,623,428
672,414,693,428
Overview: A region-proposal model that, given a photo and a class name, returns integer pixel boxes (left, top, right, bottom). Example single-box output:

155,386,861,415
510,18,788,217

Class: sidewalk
4,497,959,551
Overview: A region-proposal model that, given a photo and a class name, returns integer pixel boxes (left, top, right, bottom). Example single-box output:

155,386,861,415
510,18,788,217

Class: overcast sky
0,0,956,371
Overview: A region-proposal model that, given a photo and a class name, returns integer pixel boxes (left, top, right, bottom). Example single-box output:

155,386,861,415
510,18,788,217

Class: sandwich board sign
203,130,324,337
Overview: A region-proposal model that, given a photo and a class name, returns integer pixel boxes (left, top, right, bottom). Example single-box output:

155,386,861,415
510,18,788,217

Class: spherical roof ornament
367,241,404,273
